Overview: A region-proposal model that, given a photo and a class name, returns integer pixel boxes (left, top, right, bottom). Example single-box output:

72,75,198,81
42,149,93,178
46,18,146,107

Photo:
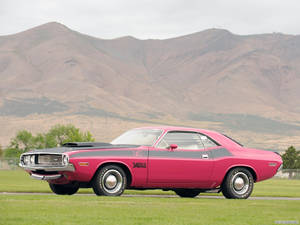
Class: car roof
132,126,242,148
134,126,220,136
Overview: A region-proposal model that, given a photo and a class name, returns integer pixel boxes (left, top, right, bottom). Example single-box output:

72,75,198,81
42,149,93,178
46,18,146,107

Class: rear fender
223,164,258,183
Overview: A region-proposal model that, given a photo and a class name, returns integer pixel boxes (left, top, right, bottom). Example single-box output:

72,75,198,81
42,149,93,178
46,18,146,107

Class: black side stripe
70,148,232,159
149,148,232,159
149,150,210,159
70,150,147,158
210,148,232,158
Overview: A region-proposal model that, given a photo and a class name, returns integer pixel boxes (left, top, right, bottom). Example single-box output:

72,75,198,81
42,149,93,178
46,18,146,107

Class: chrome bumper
31,173,62,180
19,163,75,172
277,164,283,172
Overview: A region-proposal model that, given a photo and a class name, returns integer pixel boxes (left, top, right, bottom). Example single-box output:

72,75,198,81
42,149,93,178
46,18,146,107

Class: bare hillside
1,22,300,149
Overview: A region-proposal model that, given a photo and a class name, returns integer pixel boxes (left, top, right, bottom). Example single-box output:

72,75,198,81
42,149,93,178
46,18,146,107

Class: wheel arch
91,161,133,187
223,165,257,184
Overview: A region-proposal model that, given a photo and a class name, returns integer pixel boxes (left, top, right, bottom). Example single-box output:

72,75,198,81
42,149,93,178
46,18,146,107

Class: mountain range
1,22,300,150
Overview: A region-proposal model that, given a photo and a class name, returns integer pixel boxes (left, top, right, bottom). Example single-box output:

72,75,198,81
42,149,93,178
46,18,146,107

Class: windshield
111,129,163,146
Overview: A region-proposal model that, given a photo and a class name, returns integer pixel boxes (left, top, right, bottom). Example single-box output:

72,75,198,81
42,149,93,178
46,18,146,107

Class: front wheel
174,189,201,198
49,183,79,195
92,165,127,196
221,167,254,199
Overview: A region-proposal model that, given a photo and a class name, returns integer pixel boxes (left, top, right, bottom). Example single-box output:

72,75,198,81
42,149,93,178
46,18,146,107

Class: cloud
0,0,300,39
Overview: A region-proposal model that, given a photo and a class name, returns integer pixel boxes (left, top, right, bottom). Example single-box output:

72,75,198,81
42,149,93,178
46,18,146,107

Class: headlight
24,155,30,165
62,155,69,166
30,155,35,164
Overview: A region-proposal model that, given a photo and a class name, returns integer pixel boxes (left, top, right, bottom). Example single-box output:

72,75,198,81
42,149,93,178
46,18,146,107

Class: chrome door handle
202,154,209,159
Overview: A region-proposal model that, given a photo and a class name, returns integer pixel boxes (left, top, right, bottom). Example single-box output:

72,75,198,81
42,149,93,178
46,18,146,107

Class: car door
147,131,214,187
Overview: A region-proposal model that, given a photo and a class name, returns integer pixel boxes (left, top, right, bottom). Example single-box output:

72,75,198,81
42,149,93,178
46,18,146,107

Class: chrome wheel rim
105,175,117,189
101,169,123,194
231,172,249,195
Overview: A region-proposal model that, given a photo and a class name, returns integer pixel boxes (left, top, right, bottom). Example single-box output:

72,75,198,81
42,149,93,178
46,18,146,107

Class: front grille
19,153,73,171
37,154,63,166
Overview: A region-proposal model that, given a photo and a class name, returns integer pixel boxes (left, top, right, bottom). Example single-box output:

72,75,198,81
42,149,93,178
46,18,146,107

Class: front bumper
31,173,63,180
19,163,75,172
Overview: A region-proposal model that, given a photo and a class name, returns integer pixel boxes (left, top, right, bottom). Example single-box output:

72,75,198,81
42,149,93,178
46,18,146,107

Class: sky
1,0,300,39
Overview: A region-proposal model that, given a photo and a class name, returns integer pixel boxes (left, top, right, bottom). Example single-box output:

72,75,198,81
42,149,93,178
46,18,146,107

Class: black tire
49,183,79,195
174,189,201,198
92,165,127,196
221,167,254,199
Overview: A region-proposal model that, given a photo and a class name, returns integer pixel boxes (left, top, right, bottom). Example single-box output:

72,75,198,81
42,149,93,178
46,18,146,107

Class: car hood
27,143,141,154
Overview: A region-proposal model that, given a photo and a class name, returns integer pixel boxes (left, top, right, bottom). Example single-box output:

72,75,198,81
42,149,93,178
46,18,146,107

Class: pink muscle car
19,126,282,199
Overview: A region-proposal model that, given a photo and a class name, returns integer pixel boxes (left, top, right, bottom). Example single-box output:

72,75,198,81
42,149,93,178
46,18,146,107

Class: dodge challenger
19,126,282,199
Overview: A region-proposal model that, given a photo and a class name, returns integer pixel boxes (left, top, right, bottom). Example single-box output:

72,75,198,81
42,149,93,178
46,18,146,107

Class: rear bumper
277,163,283,172
31,173,62,180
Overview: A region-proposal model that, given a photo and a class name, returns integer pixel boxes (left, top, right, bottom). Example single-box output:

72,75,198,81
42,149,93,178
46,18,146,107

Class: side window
157,132,205,150
199,135,219,148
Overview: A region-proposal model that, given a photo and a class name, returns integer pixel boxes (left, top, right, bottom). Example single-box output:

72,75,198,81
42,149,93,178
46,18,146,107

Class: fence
0,158,19,170
274,169,300,179
1,158,300,179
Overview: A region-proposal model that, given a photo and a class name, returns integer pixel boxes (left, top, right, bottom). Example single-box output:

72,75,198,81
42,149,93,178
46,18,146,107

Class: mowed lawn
0,170,300,225
0,170,300,197
0,194,300,225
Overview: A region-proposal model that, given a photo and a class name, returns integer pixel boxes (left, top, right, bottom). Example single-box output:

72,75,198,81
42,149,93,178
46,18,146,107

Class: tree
8,130,35,152
4,124,95,158
45,124,94,148
0,145,3,158
3,147,23,158
282,146,300,178
282,146,300,169
34,133,47,149
4,130,36,158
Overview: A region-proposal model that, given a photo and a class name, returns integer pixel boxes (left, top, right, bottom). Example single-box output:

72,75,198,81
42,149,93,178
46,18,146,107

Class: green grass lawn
0,170,300,197
0,194,299,225
1,170,299,225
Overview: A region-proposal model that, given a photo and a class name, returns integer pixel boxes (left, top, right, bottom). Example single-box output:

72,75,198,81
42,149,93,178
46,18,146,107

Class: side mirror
169,144,178,150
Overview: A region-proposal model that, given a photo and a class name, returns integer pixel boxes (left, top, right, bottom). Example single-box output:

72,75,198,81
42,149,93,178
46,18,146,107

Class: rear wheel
92,165,127,196
49,183,79,195
221,167,254,199
174,189,201,198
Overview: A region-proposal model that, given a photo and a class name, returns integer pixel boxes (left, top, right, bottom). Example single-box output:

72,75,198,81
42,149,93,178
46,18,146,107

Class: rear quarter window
199,134,220,148
222,134,243,147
